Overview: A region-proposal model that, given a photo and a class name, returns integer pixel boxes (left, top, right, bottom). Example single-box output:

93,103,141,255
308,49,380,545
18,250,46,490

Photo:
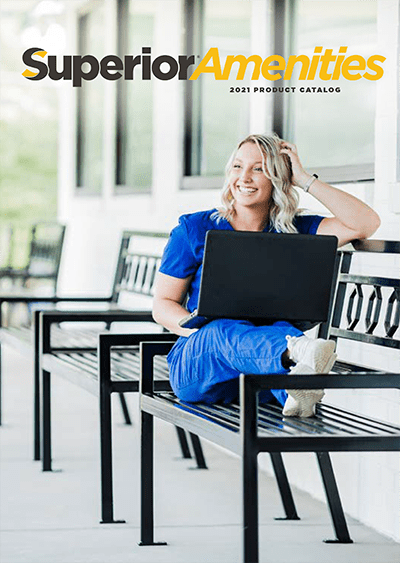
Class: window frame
75,1,106,196
114,0,153,195
181,0,376,190
276,0,375,184
75,12,85,191
182,0,226,189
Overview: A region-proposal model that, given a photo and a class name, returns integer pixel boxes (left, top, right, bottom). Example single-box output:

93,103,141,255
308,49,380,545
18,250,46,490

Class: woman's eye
254,167,263,172
233,164,241,169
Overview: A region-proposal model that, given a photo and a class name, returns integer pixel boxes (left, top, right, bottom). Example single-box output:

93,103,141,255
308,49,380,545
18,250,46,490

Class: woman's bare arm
281,141,381,247
152,271,198,337
309,179,380,246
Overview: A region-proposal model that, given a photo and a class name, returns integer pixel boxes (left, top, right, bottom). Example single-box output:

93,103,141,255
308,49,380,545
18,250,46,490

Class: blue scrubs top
159,208,324,314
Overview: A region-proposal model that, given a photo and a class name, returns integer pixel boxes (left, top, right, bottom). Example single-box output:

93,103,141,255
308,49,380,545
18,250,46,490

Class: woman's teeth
238,186,257,194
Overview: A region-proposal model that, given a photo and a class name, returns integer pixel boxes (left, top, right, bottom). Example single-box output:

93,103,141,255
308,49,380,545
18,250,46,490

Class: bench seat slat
256,435,400,452
152,391,400,442
0,326,102,350
0,327,32,351
319,402,400,433
332,360,378,373
52,327,101,348
237,402,354,437
43,350,169,390
156,391,400,437
55,352,99,376
142,393,400,455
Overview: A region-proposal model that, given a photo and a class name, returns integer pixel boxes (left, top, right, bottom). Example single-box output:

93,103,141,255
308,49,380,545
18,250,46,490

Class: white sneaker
286,335,337,373
282,363,325,418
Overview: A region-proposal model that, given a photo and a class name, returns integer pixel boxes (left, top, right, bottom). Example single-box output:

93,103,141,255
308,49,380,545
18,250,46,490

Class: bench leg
139,409,167,546
0,342,2,426
42,369,52,471
117,393,132,425
34,310,41,460
269,453,300,520
243,449,259,563
189,433,208,469
316,452,353,543
175,426,192,458
242,378,259,563
99,382,125,524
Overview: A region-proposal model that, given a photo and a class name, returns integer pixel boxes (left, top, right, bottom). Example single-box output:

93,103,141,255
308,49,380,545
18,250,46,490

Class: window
183,0,378,187
282,0,377,181
76,3,105,193
183,0,252,187
115,0,154,193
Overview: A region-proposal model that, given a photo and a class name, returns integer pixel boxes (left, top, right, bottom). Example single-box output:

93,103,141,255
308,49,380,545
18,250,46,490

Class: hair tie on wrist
303,174,318,192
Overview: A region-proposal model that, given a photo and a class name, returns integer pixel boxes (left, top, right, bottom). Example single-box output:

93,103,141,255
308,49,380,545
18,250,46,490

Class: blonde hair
214,133,299,233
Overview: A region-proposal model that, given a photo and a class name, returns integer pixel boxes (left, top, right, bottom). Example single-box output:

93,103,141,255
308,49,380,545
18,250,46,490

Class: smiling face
229,142,273,211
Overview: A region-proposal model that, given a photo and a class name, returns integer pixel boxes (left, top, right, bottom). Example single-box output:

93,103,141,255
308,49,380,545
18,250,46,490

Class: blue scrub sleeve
298,214,325,235
159,217,198,279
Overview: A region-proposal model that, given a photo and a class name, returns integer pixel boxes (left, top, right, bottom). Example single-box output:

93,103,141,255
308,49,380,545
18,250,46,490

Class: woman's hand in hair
279,140,311,189
279,139,380,245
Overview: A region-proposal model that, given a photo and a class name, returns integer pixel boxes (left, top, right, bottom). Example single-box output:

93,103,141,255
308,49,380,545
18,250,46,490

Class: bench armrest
139,340,178,395
40,309,153,324
40,310,161,353
98,332,178,350
241,371,400,392
98,333,177,394
0,294,111,304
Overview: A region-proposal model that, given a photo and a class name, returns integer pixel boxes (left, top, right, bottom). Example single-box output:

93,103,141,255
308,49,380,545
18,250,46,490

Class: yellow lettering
283,55,310,80
189,48,222,80
363,55,386,81
331,46,348,80
341,55,366,80
307,47,323,80
221,55,262,80
261,56,286,81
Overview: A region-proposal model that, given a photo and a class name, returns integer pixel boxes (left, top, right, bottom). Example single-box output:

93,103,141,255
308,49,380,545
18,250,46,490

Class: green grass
0,119,58,225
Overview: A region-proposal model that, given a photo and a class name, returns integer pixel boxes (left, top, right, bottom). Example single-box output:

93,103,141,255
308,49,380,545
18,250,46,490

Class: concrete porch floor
1,345,399,563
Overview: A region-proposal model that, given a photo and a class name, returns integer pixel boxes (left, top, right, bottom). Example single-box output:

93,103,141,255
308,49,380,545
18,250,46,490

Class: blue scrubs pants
167,319,303,405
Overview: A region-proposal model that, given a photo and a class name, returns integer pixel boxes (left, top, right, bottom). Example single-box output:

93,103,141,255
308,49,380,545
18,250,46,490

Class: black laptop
179,230,338,329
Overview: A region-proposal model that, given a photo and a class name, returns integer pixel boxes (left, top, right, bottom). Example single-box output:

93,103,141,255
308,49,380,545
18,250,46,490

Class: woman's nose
240,168,252,182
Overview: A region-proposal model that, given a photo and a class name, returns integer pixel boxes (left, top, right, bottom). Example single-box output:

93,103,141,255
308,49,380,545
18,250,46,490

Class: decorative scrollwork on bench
385,288,400,338
365,285,382,335
118,253,162,297
346,283,363,330
336,267,400,345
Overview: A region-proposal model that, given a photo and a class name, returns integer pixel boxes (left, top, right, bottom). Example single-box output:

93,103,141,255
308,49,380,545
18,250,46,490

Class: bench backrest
110,231,169,305
0,225,13,269
319,240,400,365
27,223,66,281
108,232,400,360
0,222,66,290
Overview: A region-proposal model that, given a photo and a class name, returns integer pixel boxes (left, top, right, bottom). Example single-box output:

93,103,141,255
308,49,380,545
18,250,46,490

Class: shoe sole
319,351,337,373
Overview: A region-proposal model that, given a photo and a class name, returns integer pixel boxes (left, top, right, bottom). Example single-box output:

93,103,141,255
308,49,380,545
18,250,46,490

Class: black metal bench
0,230,165,428
0,222,65,330
129,239,400,563
34,231,207,523
0,222,65,290
0,222,66,424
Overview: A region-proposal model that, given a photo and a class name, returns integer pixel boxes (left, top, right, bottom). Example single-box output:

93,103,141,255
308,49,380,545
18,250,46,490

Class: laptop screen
197,231,338,323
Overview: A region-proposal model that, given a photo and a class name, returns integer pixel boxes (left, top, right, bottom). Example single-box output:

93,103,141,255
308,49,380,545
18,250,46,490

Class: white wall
56,0,400,541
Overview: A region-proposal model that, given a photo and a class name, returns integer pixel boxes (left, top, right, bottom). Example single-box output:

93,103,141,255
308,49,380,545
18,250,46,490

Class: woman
153,134,380,417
